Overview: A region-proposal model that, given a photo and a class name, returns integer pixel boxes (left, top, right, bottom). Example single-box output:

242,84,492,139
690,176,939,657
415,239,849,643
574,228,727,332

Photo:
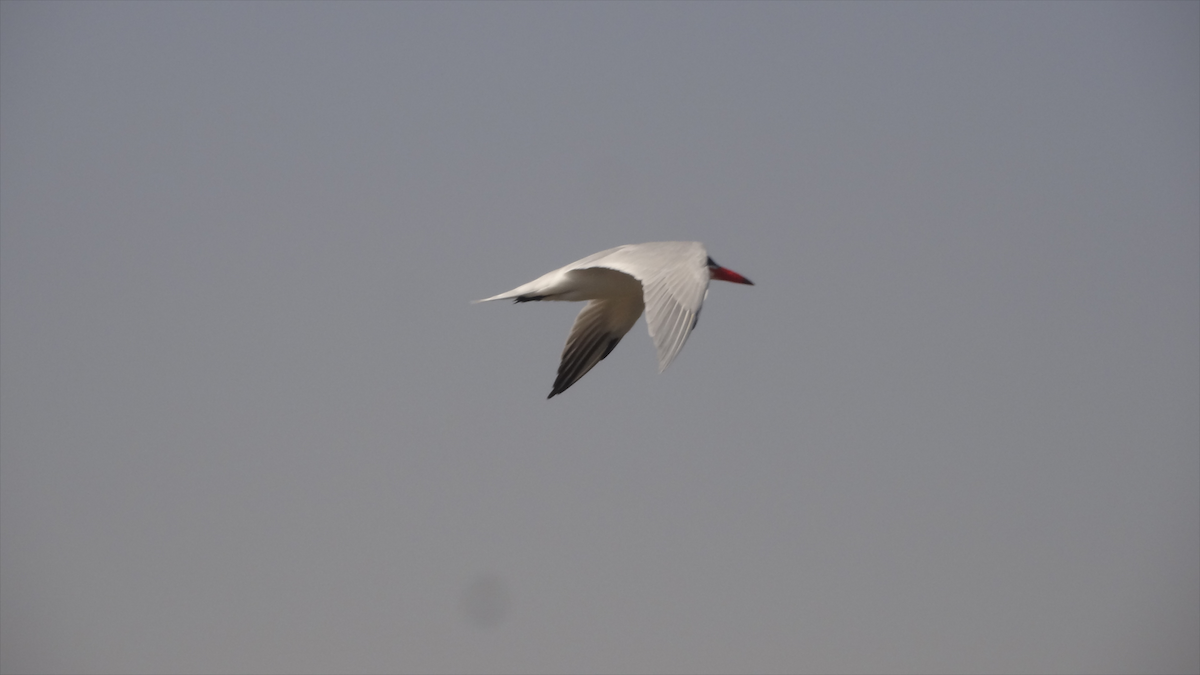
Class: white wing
549,291,644,398
583,242,710,372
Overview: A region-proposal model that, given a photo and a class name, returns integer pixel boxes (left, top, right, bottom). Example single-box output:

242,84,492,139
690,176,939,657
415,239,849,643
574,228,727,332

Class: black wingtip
514,295,547,304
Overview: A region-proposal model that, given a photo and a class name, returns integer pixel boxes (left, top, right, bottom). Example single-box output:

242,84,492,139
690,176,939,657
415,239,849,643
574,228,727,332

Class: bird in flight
475,241,753,397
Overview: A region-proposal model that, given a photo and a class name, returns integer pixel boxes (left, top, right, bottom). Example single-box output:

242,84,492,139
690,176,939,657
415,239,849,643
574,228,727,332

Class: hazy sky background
1,2,1197,674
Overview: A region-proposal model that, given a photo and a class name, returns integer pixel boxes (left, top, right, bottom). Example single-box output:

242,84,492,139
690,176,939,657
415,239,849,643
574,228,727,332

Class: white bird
475,241,753,398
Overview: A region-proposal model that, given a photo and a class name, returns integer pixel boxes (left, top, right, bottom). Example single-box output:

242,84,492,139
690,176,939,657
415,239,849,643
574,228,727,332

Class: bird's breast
555,267,645,303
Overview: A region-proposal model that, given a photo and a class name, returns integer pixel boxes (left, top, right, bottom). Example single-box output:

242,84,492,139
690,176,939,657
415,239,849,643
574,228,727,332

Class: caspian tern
476,241,753,398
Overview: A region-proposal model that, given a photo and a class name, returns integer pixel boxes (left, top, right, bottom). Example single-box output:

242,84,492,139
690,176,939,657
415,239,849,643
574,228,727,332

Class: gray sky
1,2,1197,674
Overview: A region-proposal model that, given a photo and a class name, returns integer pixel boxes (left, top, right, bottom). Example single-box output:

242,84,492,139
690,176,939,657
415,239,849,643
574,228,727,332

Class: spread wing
588,242,710,372
550,293,644,398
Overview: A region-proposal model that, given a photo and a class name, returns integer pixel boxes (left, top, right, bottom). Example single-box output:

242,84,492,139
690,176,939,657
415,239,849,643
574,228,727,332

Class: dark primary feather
548,335,622,398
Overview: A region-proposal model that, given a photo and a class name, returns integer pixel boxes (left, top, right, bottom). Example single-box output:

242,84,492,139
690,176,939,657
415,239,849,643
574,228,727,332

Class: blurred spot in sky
460,573,510,629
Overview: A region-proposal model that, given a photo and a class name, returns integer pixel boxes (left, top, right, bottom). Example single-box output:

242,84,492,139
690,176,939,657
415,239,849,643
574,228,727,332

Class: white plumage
476,242,753,398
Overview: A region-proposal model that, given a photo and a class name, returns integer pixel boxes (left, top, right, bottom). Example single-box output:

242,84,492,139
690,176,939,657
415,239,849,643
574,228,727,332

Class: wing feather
549,294,643,398
585,242,710,371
